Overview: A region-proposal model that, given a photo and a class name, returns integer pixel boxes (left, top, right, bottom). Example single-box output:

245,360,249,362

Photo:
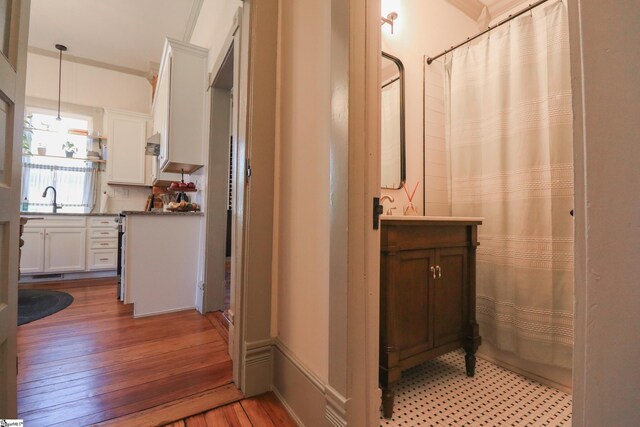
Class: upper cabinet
105,108,151,185
153,38,208,174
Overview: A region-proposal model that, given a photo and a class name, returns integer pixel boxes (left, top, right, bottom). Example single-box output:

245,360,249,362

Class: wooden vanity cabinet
379,218,482,419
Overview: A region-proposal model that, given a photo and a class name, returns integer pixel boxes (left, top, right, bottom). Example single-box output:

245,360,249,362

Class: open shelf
24,154,106,163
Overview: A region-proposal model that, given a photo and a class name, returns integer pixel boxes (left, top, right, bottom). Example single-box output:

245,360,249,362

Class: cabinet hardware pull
436,265,442,278
99,258,109,261
101,243,109,246
430,266,436,279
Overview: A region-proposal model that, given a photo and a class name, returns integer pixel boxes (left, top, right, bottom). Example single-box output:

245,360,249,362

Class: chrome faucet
42,186,62,213
380,195,395,215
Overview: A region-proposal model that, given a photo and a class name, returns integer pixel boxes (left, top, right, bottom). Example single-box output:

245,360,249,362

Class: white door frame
0,0,30,418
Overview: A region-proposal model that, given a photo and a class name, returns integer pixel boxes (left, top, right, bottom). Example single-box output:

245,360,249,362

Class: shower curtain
444,0,573,368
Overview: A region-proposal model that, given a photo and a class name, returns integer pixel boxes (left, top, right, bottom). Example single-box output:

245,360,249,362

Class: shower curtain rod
426,0,551,64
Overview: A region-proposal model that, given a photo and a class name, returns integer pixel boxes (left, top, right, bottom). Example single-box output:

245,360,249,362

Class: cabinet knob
430,266,436,279
436,265,442,278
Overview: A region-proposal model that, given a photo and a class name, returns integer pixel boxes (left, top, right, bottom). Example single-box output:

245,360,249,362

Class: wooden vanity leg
464,321,481,377
381,386,395,419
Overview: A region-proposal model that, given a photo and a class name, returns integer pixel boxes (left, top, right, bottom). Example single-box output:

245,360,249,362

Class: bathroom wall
380,0,478,215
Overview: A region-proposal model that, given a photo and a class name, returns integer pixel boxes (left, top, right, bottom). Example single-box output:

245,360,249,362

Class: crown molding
488,0,529,20
28,46,148,78
183,0,204,43
446,0,485,21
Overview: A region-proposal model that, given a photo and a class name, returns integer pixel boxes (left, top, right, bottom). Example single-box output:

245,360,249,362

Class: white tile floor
380,350,572,426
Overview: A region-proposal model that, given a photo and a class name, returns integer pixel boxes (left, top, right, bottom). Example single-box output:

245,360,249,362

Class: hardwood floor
17,278,241,426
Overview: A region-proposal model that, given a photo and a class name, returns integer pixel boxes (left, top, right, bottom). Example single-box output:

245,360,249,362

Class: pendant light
55,44,67,121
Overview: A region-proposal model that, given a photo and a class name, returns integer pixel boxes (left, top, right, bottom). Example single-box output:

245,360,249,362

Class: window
21,110,98,213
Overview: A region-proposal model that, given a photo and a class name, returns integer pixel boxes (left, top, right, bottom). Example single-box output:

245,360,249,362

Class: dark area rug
18,289,74,326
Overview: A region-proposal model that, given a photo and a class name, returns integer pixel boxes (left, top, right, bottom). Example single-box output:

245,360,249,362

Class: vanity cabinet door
381,249,436,365
433,247,470,348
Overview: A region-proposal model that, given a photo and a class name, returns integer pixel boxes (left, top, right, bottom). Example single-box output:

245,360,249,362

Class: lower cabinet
20,215,119,276
379,218,482,419
20,227,86,273
44,228,87,272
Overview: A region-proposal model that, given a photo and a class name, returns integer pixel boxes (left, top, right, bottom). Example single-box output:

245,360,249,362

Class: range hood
145,133,160,155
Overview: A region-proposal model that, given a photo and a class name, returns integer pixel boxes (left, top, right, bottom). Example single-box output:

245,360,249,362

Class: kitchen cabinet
44,228,87,272
379,217,482,419
87,216,118,270
20,215,119,277
122,212,202,317
20,228,45,273
20,216,88,274
154,38,208,174
105,109,151,185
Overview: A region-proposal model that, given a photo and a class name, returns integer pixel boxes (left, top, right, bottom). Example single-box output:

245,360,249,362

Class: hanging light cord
55,44,67,121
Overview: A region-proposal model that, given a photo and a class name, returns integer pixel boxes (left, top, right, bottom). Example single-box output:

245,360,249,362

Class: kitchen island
121,211,203,317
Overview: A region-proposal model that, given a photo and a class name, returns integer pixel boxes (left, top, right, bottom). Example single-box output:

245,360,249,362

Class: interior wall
275,0,331,382
26,53,151,113
569,0,640,424
25,53,153,214
380,0,477,215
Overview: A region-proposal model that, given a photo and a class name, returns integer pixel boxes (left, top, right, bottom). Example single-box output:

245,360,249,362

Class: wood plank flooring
17,279,239,426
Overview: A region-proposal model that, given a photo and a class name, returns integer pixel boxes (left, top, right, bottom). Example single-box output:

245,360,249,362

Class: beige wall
570,0,640,424
26,53,151,113
381,0,477,215
275,0,331,382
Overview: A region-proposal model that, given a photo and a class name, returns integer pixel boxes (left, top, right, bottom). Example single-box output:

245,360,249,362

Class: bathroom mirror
381,52,405,189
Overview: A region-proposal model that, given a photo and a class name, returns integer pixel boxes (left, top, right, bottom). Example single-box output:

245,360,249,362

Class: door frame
0,0,31,418
202,7,243,386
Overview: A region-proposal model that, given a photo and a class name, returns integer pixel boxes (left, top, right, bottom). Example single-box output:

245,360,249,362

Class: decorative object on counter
21,197,29,211
62,140,77,157
402,181,419,216
37,145,46,156
54,44,68,121
165,169,198,211
167,200,199,212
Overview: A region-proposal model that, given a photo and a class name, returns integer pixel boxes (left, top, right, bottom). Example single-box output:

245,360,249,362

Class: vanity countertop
381,215,483,224
120,211,204,216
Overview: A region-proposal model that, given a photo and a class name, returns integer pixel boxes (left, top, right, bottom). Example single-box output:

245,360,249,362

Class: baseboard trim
325,385,348,427
243,338,274,396
273,339,327,427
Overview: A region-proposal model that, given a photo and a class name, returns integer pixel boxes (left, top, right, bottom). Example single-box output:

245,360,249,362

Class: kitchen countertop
121,211,204,216
21,212,119,217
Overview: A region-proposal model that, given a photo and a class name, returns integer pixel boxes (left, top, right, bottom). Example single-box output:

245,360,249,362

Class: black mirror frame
381,51,406,190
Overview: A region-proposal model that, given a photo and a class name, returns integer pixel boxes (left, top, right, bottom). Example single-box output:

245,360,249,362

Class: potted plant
22,115,33,155
62,140,78,158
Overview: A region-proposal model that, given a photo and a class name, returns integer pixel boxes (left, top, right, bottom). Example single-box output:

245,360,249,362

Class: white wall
381,0,478,215
275,0,331,382
26,53,151,113
570,0,640,424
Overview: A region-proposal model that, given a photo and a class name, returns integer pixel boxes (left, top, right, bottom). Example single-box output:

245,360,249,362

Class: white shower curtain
444,0,573,368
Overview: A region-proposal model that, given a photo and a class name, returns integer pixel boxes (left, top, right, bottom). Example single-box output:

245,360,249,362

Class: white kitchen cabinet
20,228,45,273
154,38,208,174
123,213,202,317
44,228,87,272
20,215,119,277
86,215,119,271
105,109,151,185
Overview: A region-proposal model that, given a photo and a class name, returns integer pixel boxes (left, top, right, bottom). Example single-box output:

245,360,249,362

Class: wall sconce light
54,44,67,121
381,12,398,34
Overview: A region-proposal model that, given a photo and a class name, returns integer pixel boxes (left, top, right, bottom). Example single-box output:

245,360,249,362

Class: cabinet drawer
88,217,118,228
89,229,118,239
87,250,117,270
90,239,117,249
